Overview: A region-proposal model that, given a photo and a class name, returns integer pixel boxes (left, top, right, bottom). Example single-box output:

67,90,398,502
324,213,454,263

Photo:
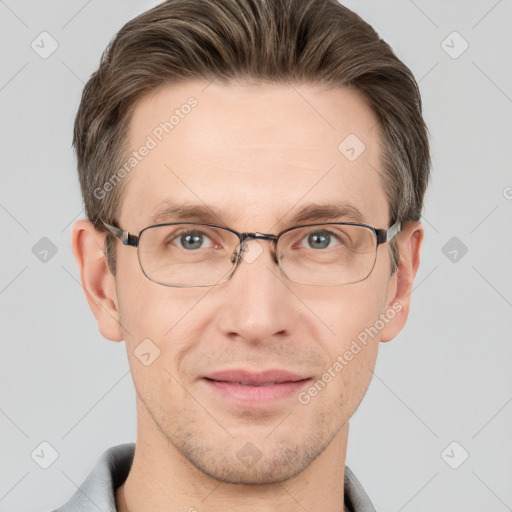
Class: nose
216,238,295,344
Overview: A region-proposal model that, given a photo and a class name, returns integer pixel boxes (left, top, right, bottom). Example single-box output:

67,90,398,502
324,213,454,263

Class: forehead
118,80,389,231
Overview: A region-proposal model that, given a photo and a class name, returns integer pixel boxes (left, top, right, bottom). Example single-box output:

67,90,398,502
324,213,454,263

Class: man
57,0,429,510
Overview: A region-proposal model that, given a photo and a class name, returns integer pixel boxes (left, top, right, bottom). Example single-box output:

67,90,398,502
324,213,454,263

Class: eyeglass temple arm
376,221,401,245
102,221,139,247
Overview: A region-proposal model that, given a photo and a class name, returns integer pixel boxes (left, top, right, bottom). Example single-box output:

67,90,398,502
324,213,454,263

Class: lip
201,369,312,407
204,369,309,385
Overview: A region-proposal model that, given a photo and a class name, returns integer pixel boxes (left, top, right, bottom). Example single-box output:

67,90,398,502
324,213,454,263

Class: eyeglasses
102,220,400,287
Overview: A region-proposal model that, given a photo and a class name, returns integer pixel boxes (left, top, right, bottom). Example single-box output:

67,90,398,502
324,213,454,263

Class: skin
72,81,423,512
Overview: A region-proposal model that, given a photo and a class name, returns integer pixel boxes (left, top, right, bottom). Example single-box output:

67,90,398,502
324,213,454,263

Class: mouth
205,380,294,386
201,369,312,406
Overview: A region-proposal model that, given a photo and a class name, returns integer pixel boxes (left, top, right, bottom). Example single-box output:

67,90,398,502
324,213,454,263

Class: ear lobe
71,219,124,342
380,221,423,343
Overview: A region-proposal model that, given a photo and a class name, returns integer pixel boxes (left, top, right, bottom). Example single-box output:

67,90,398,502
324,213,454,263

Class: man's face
113,81,396,483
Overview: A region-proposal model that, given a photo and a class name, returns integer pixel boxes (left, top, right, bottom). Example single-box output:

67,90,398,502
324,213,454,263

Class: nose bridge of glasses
232,232,278,264
242,232,277,243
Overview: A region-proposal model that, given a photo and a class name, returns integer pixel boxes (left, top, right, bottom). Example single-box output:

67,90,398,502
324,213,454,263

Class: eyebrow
148,200,366,227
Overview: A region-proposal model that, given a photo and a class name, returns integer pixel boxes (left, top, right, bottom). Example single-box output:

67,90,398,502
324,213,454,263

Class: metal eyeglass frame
102,219,401,287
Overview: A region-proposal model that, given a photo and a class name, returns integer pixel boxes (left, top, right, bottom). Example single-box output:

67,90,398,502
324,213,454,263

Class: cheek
117,285,205,411
115,269,209,379
115,248,192,339
305,295,382,418
311,279,389,346
302,279,388,399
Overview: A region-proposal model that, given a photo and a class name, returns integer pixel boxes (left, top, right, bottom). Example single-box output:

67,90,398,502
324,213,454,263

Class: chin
173,427,335,485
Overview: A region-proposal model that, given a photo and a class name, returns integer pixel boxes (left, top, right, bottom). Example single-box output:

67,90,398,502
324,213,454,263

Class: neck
117,398,351,512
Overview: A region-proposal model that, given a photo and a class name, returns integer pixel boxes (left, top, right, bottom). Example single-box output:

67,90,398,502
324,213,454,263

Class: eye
171,230,215,250
301,229,342,250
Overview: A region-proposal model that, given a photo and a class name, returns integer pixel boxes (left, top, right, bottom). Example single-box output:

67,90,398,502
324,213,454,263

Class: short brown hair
73,0,430,275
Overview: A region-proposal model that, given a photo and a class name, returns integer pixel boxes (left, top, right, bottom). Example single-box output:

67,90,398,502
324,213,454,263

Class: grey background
1,1,511,511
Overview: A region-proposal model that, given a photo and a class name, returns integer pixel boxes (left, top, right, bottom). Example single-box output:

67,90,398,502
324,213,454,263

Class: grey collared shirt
53,443,376,512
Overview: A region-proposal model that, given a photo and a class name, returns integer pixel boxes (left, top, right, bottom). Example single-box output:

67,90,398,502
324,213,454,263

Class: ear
71,219,124,342
380,221,423,342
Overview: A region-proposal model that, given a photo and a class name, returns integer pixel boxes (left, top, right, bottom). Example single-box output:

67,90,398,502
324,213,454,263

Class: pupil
182,233,202,249
308,232,329,249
